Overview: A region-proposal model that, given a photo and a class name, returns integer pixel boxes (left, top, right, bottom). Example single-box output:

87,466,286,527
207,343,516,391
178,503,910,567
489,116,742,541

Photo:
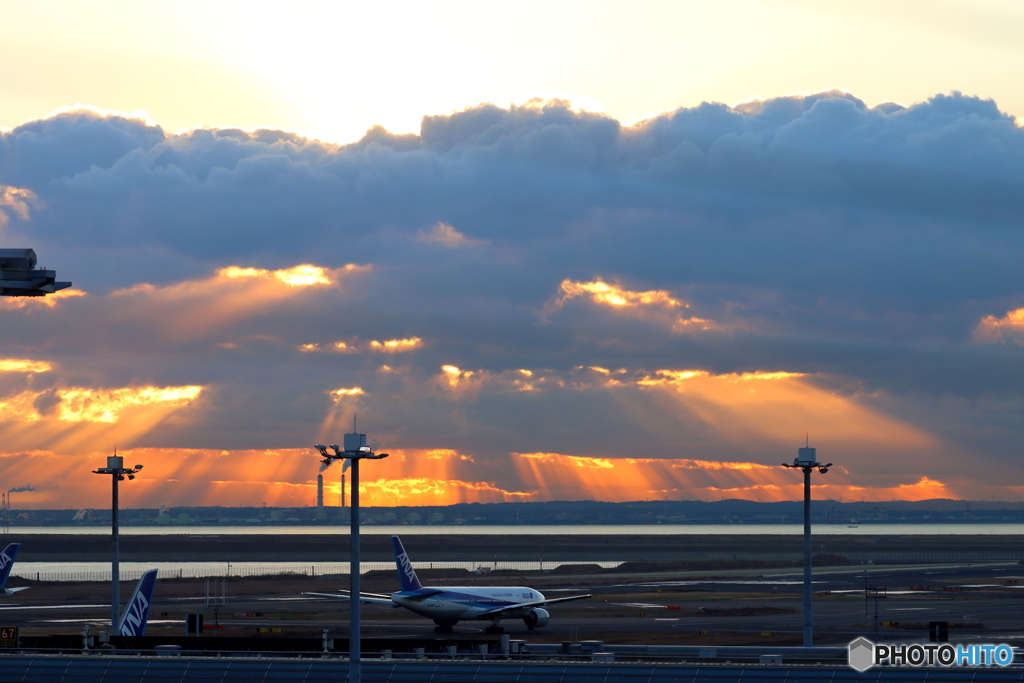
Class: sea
4,524,1022,582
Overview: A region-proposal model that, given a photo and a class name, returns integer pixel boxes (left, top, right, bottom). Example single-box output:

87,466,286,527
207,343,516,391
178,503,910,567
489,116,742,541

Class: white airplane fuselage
305,535,590,631
392,586,544,622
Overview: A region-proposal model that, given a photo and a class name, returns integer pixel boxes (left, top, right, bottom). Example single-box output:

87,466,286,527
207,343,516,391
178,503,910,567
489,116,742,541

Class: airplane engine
523,608,550,629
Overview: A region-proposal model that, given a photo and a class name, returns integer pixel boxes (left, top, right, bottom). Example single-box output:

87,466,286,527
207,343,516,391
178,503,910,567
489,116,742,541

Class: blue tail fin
118,569,158,636
0,544,19,589
392,536,422,591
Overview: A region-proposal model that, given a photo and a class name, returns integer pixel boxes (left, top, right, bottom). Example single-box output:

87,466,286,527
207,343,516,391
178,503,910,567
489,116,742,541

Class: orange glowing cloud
513,452,963,503
0,384,203,454
110,262,369,341
437,365,489,395
329,387,364,400
369,337,423,352
425,365,935,467
0,185,35,226
297,337,423,354
974,308,1024,344
0,288,86,310
319,387,367,438
56,386,203,423
436,365,551,394
841,476,955,502
545,278,723,331
0,446,524,509
0,358,53,373
557,278,683,309
219,264,333,287
0,445,976,509
362,478,530,506
633,369,934,451
514,452,788,502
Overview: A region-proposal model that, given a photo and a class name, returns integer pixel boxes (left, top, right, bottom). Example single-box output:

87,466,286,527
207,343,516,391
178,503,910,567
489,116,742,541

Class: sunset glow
548,278,726,331
219,264,334,287
0,384,202,424
369,337,423,352
4,18,1024,510
102,263,369,342
0,288,86,309
0,185,35,225
557,278,683,309
0,444,994,510
0,359,52,373
55,386,203,423
974,308,1024,344
329,387,364,401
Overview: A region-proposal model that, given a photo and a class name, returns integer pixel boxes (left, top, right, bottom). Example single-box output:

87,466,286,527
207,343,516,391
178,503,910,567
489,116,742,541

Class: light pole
315,432,388,683
92,454,143,632
782,443,831,647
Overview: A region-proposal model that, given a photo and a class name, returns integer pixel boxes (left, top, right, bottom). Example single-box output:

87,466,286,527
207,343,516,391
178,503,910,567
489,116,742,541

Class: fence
13,550,1024,583
12,559,623,583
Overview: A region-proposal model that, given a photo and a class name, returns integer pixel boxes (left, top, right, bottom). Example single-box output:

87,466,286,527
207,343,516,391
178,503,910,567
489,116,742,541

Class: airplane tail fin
0,543,20,589
392,535,423,592
117,569,158,636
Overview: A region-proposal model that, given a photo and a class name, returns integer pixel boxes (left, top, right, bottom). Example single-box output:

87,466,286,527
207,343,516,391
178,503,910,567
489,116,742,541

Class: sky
1,0,1024,511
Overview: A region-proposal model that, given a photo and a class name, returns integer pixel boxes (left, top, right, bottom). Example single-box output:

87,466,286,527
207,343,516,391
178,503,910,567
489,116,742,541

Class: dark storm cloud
1,91,1024,479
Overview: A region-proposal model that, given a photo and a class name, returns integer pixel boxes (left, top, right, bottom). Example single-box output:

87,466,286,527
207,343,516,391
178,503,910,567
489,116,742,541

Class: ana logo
397,551,416,583
0,552,11,570
119,593,150,636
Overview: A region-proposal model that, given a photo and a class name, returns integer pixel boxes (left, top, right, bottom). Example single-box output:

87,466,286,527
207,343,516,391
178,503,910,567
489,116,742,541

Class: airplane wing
475,593,592,617
303,591,396,606
3,587,30,595
395,589,445,601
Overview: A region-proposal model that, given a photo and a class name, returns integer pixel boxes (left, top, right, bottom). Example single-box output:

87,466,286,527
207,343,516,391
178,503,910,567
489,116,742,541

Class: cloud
1,90,1024,504
369,337,423,352
973,308,1024,344
416,222,484,248
545,278,724,331
0,185,35,228
0,358,52,373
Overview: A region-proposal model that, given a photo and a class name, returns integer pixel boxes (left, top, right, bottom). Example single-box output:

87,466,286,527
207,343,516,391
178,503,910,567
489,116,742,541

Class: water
7,523,1023,582
5,523,1024,535
11,559,618,583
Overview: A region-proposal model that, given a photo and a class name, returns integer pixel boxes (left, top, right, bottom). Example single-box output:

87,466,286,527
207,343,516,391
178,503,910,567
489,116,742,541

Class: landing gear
433,619,457,634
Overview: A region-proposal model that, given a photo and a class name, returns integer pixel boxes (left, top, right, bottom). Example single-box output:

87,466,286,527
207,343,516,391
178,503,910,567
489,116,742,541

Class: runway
3,560,1022,648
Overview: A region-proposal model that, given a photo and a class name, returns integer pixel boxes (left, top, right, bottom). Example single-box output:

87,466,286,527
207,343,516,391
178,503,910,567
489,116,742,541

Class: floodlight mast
0,249,71,297
91,455,143,632
781,445,832,647
314,433,388,683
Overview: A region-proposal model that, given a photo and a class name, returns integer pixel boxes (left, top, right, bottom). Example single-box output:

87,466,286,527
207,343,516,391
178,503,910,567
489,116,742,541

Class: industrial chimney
316,474,325,520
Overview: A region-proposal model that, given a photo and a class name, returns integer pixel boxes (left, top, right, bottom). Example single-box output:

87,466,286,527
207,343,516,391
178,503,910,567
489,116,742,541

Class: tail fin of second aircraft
392,535,423,592
0,543,20,589
117,569,158,636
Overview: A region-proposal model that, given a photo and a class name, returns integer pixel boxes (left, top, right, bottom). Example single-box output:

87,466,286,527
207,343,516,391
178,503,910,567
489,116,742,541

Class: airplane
306,535,591,633
0,543,29,597
117,569,158,636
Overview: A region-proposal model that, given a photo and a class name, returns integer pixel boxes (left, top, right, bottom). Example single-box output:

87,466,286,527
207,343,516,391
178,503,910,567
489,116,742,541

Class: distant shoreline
9,532,1024,563
5,521,1024,536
